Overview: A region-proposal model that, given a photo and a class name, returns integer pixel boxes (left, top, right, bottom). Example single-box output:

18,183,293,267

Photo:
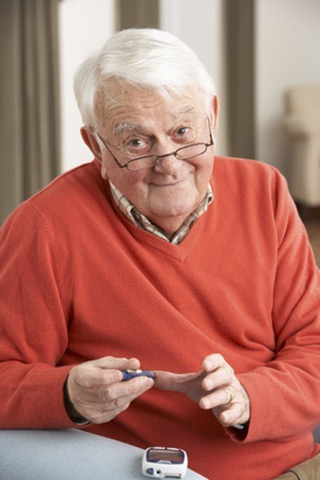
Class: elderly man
0,29,319,480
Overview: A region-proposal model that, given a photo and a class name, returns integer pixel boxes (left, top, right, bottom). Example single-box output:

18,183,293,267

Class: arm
154,170,320,442
0,204,152,428
237,170,320,442
0,203,74,428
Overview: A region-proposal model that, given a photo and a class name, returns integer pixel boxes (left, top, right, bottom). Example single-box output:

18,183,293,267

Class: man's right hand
66,356,154,424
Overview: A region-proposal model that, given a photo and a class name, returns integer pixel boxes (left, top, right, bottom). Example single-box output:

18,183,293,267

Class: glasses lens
177,144,207,160
127,155,158,171
126,143,208,171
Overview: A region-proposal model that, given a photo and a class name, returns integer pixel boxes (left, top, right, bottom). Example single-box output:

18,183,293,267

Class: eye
123,136,151,156
128,138,144,147
174,126,195,143
176,127,190,136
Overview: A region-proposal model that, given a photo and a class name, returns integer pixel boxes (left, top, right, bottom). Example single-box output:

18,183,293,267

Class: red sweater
1,157,319,480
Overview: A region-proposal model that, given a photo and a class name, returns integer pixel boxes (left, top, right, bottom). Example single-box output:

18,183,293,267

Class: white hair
73,28,216,129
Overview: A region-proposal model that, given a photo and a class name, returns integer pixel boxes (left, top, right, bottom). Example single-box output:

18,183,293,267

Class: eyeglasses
95,118,214,172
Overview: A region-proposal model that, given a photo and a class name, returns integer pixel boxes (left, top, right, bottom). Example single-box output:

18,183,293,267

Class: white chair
283,85,320,206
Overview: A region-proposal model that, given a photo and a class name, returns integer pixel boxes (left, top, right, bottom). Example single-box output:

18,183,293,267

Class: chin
151,203,197,221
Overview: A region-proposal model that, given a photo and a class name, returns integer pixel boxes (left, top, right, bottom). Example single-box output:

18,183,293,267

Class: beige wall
255,0,320,173
59,0,115,171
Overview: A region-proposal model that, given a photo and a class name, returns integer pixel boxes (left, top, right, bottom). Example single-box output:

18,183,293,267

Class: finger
72,367,123,388
202,353,226,373
153,371,201,393
201,366,234,391
199,387,235,410
75,374,154,404
95,378,154,411
218,402,244,426
96,375,154,404
73,376,154,423
89,356,140,371
71,356,141,388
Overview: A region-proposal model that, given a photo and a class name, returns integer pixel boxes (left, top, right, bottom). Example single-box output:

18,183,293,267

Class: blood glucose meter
142,447,188,478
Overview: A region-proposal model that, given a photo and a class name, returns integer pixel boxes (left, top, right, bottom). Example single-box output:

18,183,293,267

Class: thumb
90,356,141,371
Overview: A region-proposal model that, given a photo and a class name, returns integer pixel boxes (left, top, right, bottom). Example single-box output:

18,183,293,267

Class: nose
153,152,182,175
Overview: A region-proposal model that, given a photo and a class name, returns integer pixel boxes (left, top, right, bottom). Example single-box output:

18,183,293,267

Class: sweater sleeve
0,202,76,429
233,170,320,443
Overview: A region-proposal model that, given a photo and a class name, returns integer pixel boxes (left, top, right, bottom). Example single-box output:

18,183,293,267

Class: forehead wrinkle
173,105,196,117
114,106,197,135
110,100,200,138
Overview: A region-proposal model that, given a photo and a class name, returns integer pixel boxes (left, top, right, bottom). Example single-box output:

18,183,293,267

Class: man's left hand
154,353,250,428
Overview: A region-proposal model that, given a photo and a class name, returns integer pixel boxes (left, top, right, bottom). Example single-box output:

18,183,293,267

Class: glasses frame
95,117,214,172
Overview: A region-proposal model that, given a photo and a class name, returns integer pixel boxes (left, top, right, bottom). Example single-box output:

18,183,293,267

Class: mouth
151,179,186,187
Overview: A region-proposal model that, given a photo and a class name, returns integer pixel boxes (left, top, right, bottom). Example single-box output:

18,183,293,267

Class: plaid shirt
109,181,213,245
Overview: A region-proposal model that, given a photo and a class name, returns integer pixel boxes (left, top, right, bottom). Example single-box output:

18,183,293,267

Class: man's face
92,84,218,234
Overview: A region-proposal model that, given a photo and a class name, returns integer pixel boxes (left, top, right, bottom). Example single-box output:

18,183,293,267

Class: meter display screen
147,448,185,464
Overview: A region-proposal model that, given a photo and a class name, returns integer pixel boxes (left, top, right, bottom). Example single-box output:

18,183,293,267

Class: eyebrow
114,106,196,137
114,123,142,136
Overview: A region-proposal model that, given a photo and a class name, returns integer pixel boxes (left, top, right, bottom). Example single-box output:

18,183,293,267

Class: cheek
100,155,127,183
119,170,148,190
101,160,148,197
100,153,117,180
195,157,214,185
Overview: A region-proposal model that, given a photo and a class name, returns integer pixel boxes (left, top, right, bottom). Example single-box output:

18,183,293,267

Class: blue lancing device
122,369,155,381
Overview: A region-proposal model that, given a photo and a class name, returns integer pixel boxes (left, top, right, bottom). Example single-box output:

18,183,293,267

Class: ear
81,127,103,163
209,95,219,134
